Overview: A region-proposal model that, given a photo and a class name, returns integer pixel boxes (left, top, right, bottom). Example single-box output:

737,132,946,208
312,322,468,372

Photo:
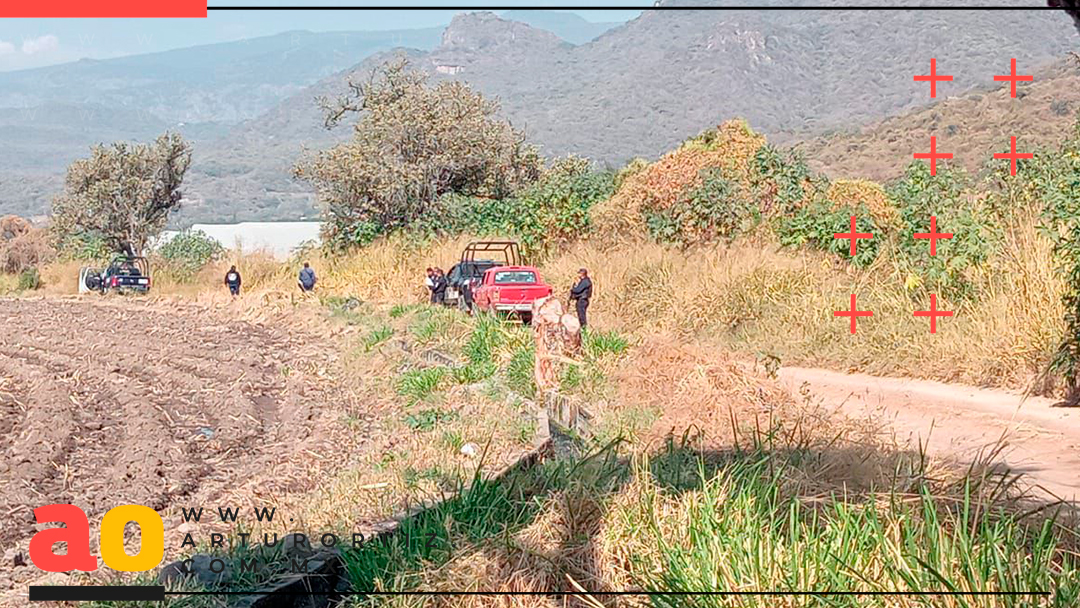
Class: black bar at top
28,585,166,602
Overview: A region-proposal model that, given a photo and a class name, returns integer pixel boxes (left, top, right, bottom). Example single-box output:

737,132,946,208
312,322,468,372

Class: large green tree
296,57,543,247
51,132,192,256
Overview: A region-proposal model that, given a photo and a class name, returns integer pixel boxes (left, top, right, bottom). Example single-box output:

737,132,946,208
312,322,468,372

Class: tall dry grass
11,203,1062,392
533,209,1062,392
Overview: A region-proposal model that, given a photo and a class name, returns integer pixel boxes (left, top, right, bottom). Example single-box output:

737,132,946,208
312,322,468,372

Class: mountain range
1,2,1077,224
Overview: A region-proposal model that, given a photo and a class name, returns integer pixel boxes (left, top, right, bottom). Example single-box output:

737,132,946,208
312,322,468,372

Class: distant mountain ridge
0,11,623,219
2,4,1078,223
173,2,1078,223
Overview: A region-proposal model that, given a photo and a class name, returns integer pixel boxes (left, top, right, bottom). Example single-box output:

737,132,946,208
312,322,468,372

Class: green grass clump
463,313,506,365
452,361,497,385
332,433,1078,608
362,325,393,351
402,407,458,432
395,367,447,405
611,451,1080,607
504,344,535,398
584,328,630,358
17,267,41,291
389,303,415,318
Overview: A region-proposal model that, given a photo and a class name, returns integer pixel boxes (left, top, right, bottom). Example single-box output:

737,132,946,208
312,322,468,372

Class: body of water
160,222,323,259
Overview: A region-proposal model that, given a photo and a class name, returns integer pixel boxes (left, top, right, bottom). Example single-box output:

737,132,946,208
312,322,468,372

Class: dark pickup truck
444,241,522,312
80,256,151,294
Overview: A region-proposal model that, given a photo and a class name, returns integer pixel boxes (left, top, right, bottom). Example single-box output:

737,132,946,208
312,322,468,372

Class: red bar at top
2,0,206,18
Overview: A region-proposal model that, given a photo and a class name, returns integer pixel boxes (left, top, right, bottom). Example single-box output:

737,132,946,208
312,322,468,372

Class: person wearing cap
569,267,593,328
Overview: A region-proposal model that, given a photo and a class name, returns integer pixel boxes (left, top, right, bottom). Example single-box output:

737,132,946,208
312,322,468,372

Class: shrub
421,157,614,255
643,169,756,246
156,229,225,281
777,199,882,267
750,144,817,216
613,157,650,191
591,120,765,239
826,179,896,226
429,193,508,238
504,156,614,254
887,162,996,300
56,231,109,262
1030,119,1080,392
17,267,41,291
0,217,55,274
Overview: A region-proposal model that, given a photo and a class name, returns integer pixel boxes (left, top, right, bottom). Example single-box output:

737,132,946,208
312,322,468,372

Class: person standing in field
432,267,448,305
569,267,593,329
225,265,242,297
298,262,317,293
425,267,437,303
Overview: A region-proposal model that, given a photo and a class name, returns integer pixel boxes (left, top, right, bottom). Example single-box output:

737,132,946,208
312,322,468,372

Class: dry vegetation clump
599,333,793,446
826,178,897,226
0,215,54,275
590,119,765,239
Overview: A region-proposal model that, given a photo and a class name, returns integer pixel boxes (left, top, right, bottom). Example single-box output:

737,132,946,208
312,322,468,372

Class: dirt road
779,367,1080,504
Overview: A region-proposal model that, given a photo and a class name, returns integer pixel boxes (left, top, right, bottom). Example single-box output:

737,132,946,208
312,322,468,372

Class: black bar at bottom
29,585,165,602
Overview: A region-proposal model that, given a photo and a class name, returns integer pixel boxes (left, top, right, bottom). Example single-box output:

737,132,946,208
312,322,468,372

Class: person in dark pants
298,262,317,293
225,265,242,297
432,268,448,305
569,267,593,328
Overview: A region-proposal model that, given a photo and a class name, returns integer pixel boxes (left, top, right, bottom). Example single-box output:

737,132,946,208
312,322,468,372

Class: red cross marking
993,58,1033,98
914,58,953,98
993,136,1033,176
913,136,952,176
833,215,873,257
913,216,954,256
834,294,873,335
913,293,953,334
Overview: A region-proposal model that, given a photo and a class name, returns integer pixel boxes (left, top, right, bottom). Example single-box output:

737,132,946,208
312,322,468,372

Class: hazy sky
0,2,648,71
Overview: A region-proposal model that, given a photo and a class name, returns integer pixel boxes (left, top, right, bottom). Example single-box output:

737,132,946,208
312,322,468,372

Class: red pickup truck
471,266,552,323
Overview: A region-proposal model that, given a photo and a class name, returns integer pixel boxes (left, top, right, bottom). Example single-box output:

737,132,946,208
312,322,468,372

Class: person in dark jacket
432,268,448,305
225,265,242,297
298,262,317,293
569,267,593,328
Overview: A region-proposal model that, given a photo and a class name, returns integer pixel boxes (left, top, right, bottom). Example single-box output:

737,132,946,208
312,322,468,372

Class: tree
51,132,192,256
295,57,543,247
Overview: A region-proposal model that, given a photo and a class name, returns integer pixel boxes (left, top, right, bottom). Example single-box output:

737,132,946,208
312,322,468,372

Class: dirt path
778,367,1080,504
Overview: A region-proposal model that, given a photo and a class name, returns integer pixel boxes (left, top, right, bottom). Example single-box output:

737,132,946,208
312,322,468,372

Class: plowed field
0,297,360,595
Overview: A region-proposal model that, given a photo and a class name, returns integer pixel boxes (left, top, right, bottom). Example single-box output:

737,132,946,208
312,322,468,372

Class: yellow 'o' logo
99,505,164,572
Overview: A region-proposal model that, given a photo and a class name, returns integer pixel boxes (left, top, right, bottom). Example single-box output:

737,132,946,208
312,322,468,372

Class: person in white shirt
425,267,436,303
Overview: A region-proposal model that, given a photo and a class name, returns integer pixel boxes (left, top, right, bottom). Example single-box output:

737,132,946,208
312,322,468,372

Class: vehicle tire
520,312,533,326
84,271,102,292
